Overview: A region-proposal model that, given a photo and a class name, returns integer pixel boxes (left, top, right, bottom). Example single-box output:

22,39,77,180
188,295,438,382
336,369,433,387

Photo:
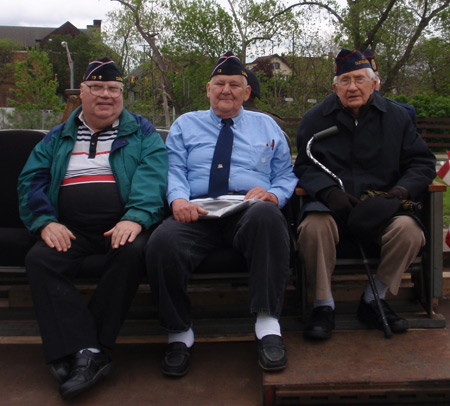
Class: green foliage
99,0,450,124
8,46,64,129
169,52,214,113
389,94,450,118
9,46,63,112
0,39,23,87
411,37,450,97
164,0,239,58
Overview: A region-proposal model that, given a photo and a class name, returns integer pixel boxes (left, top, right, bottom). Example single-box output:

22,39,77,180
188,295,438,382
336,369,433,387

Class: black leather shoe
50,355,73,384
357,295,409,333
256,335,287,372
162,342,191,377
59,349,113,400
304,306,335,340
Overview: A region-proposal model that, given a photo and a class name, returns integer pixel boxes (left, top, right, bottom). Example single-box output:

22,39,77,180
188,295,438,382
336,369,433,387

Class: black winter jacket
293,91,436,216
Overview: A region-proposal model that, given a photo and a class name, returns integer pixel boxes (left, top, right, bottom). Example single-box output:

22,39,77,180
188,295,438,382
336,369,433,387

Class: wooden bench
417,117,450,151
0,127,303,342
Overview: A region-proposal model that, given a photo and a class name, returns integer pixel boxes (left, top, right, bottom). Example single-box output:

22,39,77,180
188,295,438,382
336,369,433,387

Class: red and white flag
437,151,450,248
437,151,450,185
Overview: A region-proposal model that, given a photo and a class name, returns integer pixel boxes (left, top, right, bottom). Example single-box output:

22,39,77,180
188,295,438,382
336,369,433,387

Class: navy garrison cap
244,68,261,99
363,49,378,72
334,49,371,76
211,51,248,78
83,57,123,82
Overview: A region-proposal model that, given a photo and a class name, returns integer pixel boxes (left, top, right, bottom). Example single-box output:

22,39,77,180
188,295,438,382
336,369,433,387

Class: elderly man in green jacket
18,58,168,400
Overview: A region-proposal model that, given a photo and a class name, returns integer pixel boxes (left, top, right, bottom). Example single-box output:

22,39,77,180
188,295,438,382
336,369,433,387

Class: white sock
168,327,194,348
80,347,101,354
313,294,335,310
364,278,388,302
255,313,281,340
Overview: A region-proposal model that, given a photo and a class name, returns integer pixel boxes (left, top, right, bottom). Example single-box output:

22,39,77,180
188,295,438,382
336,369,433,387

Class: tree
8,46,64,129
103,0,301,124
112,0,182,124
270,0,450,94
411,36,450,96
0,39,23,88
165,0,239,58
226,0,296,62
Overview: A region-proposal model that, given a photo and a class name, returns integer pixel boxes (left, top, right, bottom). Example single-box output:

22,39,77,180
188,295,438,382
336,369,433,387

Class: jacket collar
62,106,136,139
322,90,387,118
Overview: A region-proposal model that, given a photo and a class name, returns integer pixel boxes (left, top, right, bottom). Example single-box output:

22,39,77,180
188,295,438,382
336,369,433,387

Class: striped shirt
62,113,119,186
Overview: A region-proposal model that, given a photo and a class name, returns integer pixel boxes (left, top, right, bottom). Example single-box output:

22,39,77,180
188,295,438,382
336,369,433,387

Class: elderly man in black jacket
294,49,436,340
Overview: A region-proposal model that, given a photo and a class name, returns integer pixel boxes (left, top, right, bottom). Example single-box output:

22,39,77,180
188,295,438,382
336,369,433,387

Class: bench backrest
0,130,46,228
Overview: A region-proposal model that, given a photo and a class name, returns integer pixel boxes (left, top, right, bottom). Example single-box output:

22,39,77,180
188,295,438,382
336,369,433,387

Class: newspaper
190,195,258,218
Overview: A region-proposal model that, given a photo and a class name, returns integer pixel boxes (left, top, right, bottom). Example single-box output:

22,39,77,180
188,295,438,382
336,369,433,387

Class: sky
0,0,120,29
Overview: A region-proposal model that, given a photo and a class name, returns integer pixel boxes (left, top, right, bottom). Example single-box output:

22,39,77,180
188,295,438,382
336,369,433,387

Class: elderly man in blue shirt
145,51,298,377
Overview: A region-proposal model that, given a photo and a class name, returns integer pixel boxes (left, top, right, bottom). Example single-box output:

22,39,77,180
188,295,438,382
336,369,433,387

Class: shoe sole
60,361,114,400
357,315,409,333
162,367,189,378
258,360,287,372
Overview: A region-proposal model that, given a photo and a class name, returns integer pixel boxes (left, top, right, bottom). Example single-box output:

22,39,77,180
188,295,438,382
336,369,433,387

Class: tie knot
221,118,233,126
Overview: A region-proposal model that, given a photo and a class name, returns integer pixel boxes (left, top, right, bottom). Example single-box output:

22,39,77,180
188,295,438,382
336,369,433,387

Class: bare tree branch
381,0,450,92
112,0,181,117
362,0,399,50
260,1,344,24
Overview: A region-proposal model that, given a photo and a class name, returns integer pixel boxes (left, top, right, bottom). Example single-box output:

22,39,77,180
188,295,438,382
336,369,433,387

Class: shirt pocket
250,144,274,175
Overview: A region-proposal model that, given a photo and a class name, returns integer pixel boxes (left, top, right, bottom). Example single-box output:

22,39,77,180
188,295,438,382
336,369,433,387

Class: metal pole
61,41,74,89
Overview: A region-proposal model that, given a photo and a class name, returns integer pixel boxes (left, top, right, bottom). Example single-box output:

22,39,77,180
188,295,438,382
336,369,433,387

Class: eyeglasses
337,76,371,87
83,84,123,98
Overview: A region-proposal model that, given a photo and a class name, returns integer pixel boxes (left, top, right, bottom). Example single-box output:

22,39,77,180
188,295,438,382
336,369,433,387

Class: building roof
0,26,54,48
0,20,100,48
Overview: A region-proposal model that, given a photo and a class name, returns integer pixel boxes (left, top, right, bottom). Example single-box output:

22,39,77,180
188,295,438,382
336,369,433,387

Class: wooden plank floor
1,268,450,405
263,299,450,405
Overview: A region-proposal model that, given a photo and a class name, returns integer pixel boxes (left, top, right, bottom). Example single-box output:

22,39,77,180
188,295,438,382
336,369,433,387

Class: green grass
434,177,450,227
440,180,450,228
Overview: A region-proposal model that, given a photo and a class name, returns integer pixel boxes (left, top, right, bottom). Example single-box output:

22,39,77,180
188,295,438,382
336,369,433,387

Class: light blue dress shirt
166,107,298,208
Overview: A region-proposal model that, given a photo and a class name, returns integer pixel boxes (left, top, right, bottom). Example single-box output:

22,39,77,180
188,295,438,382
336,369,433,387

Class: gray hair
333,68,376,85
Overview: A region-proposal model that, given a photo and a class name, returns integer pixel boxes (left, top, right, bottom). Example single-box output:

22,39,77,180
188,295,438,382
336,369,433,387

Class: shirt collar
209,106,244,128
77,111,120,133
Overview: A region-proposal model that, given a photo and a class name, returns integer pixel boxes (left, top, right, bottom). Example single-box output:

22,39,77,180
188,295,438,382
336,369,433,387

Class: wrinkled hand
172,198,209,223
244,187,278,205
320,187,360,221
385,186,409,200
104,220,142,249
40,222,76,252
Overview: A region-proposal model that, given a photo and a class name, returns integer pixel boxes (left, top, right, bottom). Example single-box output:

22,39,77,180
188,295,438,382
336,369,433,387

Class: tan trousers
297,212,426,301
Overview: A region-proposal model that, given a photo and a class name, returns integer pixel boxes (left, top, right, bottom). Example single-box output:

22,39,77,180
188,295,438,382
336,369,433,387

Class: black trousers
25,228,150,364
145,201,291,333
